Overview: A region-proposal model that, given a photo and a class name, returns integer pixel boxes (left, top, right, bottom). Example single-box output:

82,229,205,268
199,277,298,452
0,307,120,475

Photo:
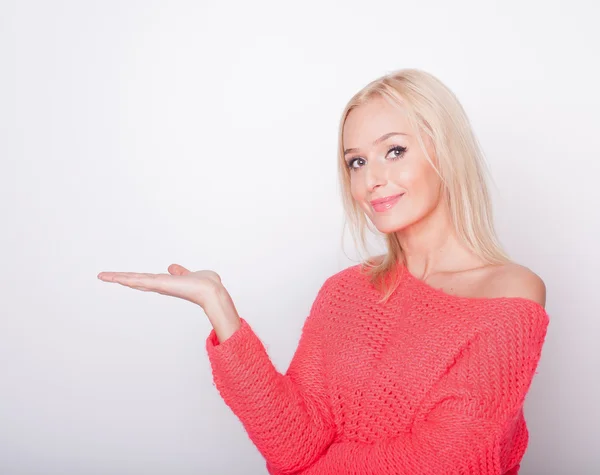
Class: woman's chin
371,218,408,235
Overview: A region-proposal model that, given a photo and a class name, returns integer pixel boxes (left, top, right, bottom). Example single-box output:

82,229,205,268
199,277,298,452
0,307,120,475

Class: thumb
168,264,191,276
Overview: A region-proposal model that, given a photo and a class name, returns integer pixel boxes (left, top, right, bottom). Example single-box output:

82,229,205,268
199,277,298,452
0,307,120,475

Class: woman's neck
396,200,485,279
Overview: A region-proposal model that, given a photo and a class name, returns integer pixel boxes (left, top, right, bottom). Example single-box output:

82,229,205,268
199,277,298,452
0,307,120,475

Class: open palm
97,264,221,307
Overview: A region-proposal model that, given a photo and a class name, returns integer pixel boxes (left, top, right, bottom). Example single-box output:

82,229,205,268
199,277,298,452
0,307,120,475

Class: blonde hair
337,69,509,302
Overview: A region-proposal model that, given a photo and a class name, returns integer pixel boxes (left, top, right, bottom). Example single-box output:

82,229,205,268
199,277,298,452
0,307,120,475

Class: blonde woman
99,69,549,474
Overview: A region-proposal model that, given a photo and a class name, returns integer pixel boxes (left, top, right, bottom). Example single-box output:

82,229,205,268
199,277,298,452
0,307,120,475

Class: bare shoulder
486,263,546,307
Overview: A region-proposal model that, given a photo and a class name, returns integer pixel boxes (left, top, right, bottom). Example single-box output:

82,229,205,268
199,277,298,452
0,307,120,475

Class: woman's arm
206,276,338,474
98,264,338,474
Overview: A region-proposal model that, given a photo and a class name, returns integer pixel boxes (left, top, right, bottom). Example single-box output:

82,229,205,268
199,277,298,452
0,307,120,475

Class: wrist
203,283,241,343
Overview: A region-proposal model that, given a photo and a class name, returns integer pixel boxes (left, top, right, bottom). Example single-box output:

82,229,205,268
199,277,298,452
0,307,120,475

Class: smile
371,193,404,212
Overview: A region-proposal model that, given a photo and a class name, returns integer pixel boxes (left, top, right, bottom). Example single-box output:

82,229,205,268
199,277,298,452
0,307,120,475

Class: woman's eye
387,146,407,159
348,158,365,170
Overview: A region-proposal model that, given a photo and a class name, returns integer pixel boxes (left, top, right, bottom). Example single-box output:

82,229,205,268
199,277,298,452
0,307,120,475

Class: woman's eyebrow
344,132,408,155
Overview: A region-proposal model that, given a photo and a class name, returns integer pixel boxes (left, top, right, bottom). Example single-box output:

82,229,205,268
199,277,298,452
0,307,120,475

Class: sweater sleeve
301,301,549,475
205,277,337,474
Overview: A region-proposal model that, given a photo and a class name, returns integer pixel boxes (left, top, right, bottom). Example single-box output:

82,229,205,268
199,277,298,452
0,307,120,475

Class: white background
1,0,599,474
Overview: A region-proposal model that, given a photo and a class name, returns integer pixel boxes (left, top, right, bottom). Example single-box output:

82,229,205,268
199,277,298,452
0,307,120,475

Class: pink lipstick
370,193,404,212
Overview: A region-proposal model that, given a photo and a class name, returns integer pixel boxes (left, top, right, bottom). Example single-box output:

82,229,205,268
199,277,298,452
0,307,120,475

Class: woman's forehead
343,99,412,147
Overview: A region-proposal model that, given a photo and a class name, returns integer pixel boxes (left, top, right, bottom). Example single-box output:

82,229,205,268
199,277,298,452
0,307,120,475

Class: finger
98,272,142,282
168,264,191,276
99,271,198,303
98,272,161,291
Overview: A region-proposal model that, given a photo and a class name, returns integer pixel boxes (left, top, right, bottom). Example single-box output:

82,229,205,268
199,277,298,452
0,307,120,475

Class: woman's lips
371,193,404,212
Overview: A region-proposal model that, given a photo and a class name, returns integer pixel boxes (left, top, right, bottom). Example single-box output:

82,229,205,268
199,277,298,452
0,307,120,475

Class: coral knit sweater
206,264,549,474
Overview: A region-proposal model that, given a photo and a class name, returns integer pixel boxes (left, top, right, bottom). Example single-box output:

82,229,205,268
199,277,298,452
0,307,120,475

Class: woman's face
342,96,443,234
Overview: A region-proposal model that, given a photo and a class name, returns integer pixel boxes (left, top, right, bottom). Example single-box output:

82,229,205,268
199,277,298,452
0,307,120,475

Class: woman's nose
365,160,388,192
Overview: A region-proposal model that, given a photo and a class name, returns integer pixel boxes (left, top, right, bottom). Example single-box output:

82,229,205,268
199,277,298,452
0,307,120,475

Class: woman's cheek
350,179,366,204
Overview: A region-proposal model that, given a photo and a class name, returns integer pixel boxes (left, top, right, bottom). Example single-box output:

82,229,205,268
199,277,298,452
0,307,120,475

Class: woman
98,69,549,474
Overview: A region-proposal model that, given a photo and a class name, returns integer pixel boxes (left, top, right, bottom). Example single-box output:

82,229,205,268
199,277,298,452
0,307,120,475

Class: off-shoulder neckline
349,262,547,314
397,263,548,313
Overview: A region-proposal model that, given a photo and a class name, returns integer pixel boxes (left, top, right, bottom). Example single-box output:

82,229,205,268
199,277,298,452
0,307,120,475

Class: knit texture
206,264,549,474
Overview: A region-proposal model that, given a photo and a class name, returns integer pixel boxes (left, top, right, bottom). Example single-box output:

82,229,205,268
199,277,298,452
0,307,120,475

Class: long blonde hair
338,69,509,302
